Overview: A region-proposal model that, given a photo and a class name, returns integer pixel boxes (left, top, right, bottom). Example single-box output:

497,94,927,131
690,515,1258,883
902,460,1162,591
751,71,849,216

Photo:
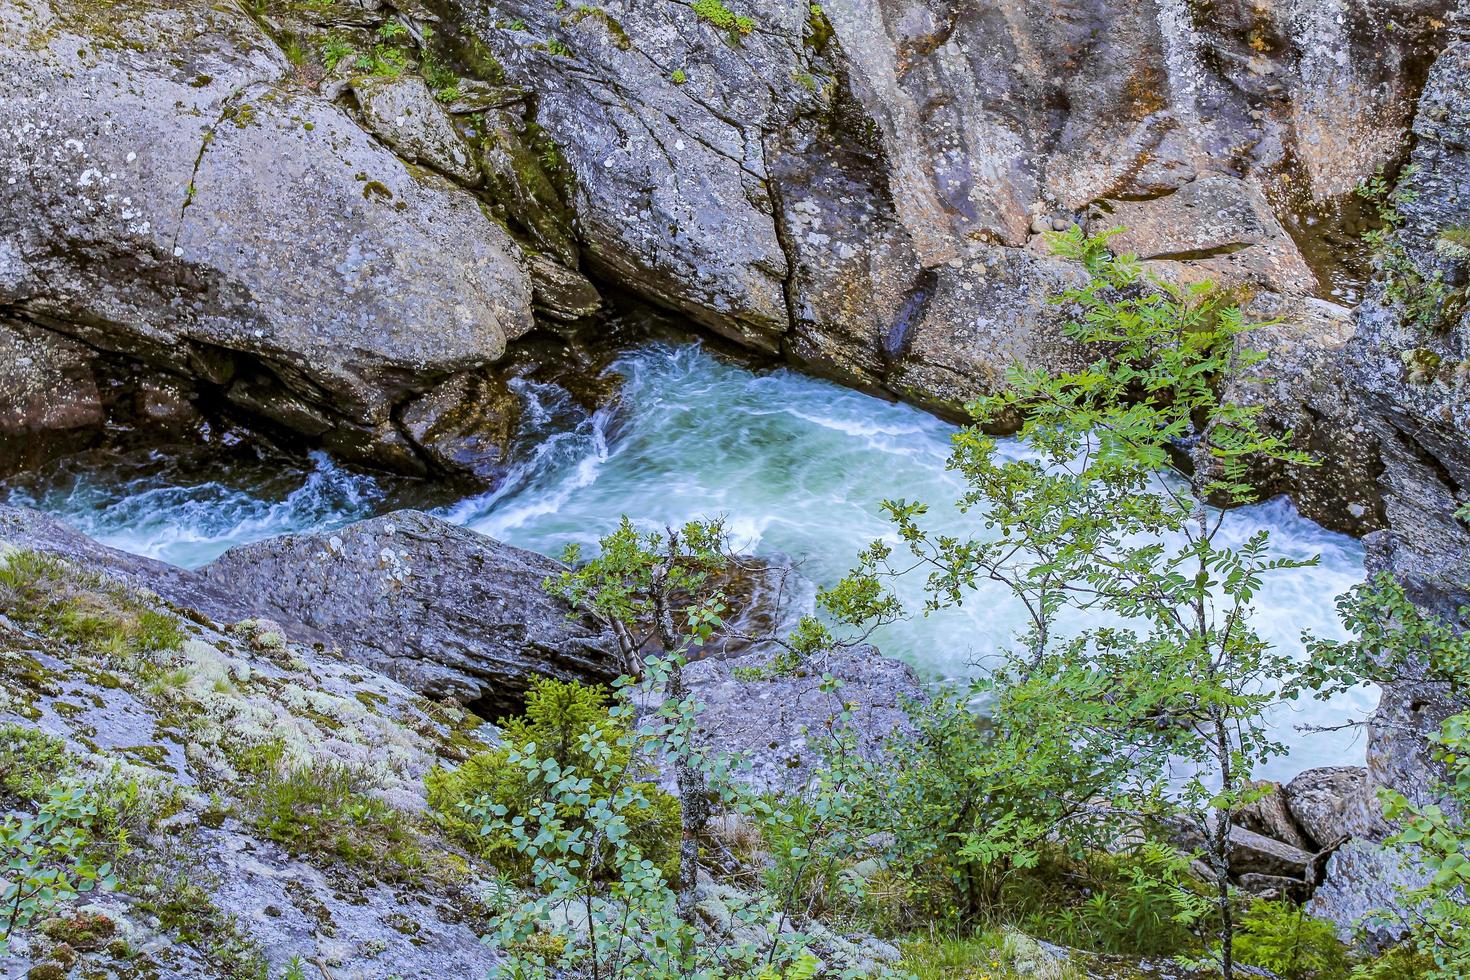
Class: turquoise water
1,343,1376,777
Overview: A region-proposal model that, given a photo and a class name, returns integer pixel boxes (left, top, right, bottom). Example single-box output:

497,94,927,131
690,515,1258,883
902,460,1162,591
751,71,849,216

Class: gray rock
1093,175,1316,294
399,372,521,486
1344,36,1470,618
0,504,623,717
0,320,102,474
352,72,482,185
1207,294,1385,535
0,0,533,471
1234,780,1311,853
1306,839,1433,950
1227,825,1315,880
682,645,924,795
0,512,505,978
201,510,622,715
1368,678,1467,822
1283,766,1388,851
0,504,267,629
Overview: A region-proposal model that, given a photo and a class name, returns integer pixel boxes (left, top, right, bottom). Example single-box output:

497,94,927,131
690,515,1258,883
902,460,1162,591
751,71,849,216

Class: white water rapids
2,343,1377,778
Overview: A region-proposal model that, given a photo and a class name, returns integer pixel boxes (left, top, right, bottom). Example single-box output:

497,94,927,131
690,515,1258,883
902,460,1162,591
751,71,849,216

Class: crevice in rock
170,82,256,261
759,132,801,342
1143,242,1256,261
882,268,938,365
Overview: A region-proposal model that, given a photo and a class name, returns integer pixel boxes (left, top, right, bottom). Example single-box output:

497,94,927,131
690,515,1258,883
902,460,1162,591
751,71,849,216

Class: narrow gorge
1,1,1468,978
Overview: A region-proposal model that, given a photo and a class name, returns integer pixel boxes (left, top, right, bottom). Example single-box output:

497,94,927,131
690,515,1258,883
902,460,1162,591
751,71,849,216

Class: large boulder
0,0,534,472
681,645,925,794
200,510,622,715
1283,766,1388,850
0,504,622,717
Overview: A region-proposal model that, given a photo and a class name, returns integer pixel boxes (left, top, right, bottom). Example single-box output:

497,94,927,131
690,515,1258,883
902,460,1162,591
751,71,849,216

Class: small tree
818,228,1329,976
545,518,732,928
473,519,880,978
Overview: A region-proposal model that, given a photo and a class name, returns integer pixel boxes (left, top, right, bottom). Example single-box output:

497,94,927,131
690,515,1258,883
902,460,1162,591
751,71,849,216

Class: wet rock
200,510,622,715
681,645,924,795
526,252,602,323
399,372,521,485
1207,294,1385,536
472,108,581,268
352,72,482,185
0,321,102,474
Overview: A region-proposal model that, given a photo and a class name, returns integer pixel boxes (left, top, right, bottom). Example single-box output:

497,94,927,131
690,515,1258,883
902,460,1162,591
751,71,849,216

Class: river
1,342,1377,779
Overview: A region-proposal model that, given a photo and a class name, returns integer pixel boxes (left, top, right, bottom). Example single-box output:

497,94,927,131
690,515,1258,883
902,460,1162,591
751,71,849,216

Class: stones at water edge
199,510,623,717
1283,766,1388,851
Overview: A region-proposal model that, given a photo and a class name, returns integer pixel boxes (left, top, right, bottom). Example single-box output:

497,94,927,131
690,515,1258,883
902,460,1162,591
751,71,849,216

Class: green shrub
320,32,355,71
692,0,754,35
249,746,422,878
425,677,680,880
0,724,72,803
0,784,115,957
1234,900,1351,979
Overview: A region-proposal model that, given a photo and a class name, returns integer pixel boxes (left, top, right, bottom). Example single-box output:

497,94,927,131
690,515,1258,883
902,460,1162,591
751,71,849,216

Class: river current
2,343,1376,778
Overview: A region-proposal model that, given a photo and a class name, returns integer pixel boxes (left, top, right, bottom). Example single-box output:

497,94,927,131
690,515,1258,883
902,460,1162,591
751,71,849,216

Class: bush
692,0,754,34
1234,900,1351,979
0,724,72,804
0,784,114,957
248,746,422,879
425,677,680,880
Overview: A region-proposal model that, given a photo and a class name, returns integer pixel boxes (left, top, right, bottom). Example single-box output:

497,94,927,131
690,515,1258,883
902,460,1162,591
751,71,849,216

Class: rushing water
1,343,1376,778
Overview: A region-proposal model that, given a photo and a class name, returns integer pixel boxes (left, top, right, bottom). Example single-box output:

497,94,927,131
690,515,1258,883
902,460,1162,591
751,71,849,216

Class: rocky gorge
2,0,1470,977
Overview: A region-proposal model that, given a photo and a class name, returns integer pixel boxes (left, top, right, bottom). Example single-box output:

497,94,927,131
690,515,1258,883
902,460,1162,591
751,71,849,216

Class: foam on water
1,343,1374,776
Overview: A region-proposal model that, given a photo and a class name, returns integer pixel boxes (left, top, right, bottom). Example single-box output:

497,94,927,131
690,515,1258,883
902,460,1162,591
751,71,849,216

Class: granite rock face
427,0,1454,522
0,0,535,473
1345,35,1470,619
681,645,925,795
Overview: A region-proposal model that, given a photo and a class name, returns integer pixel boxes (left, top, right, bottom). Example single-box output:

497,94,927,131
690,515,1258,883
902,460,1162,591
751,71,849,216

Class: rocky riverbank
0,502,1454,974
